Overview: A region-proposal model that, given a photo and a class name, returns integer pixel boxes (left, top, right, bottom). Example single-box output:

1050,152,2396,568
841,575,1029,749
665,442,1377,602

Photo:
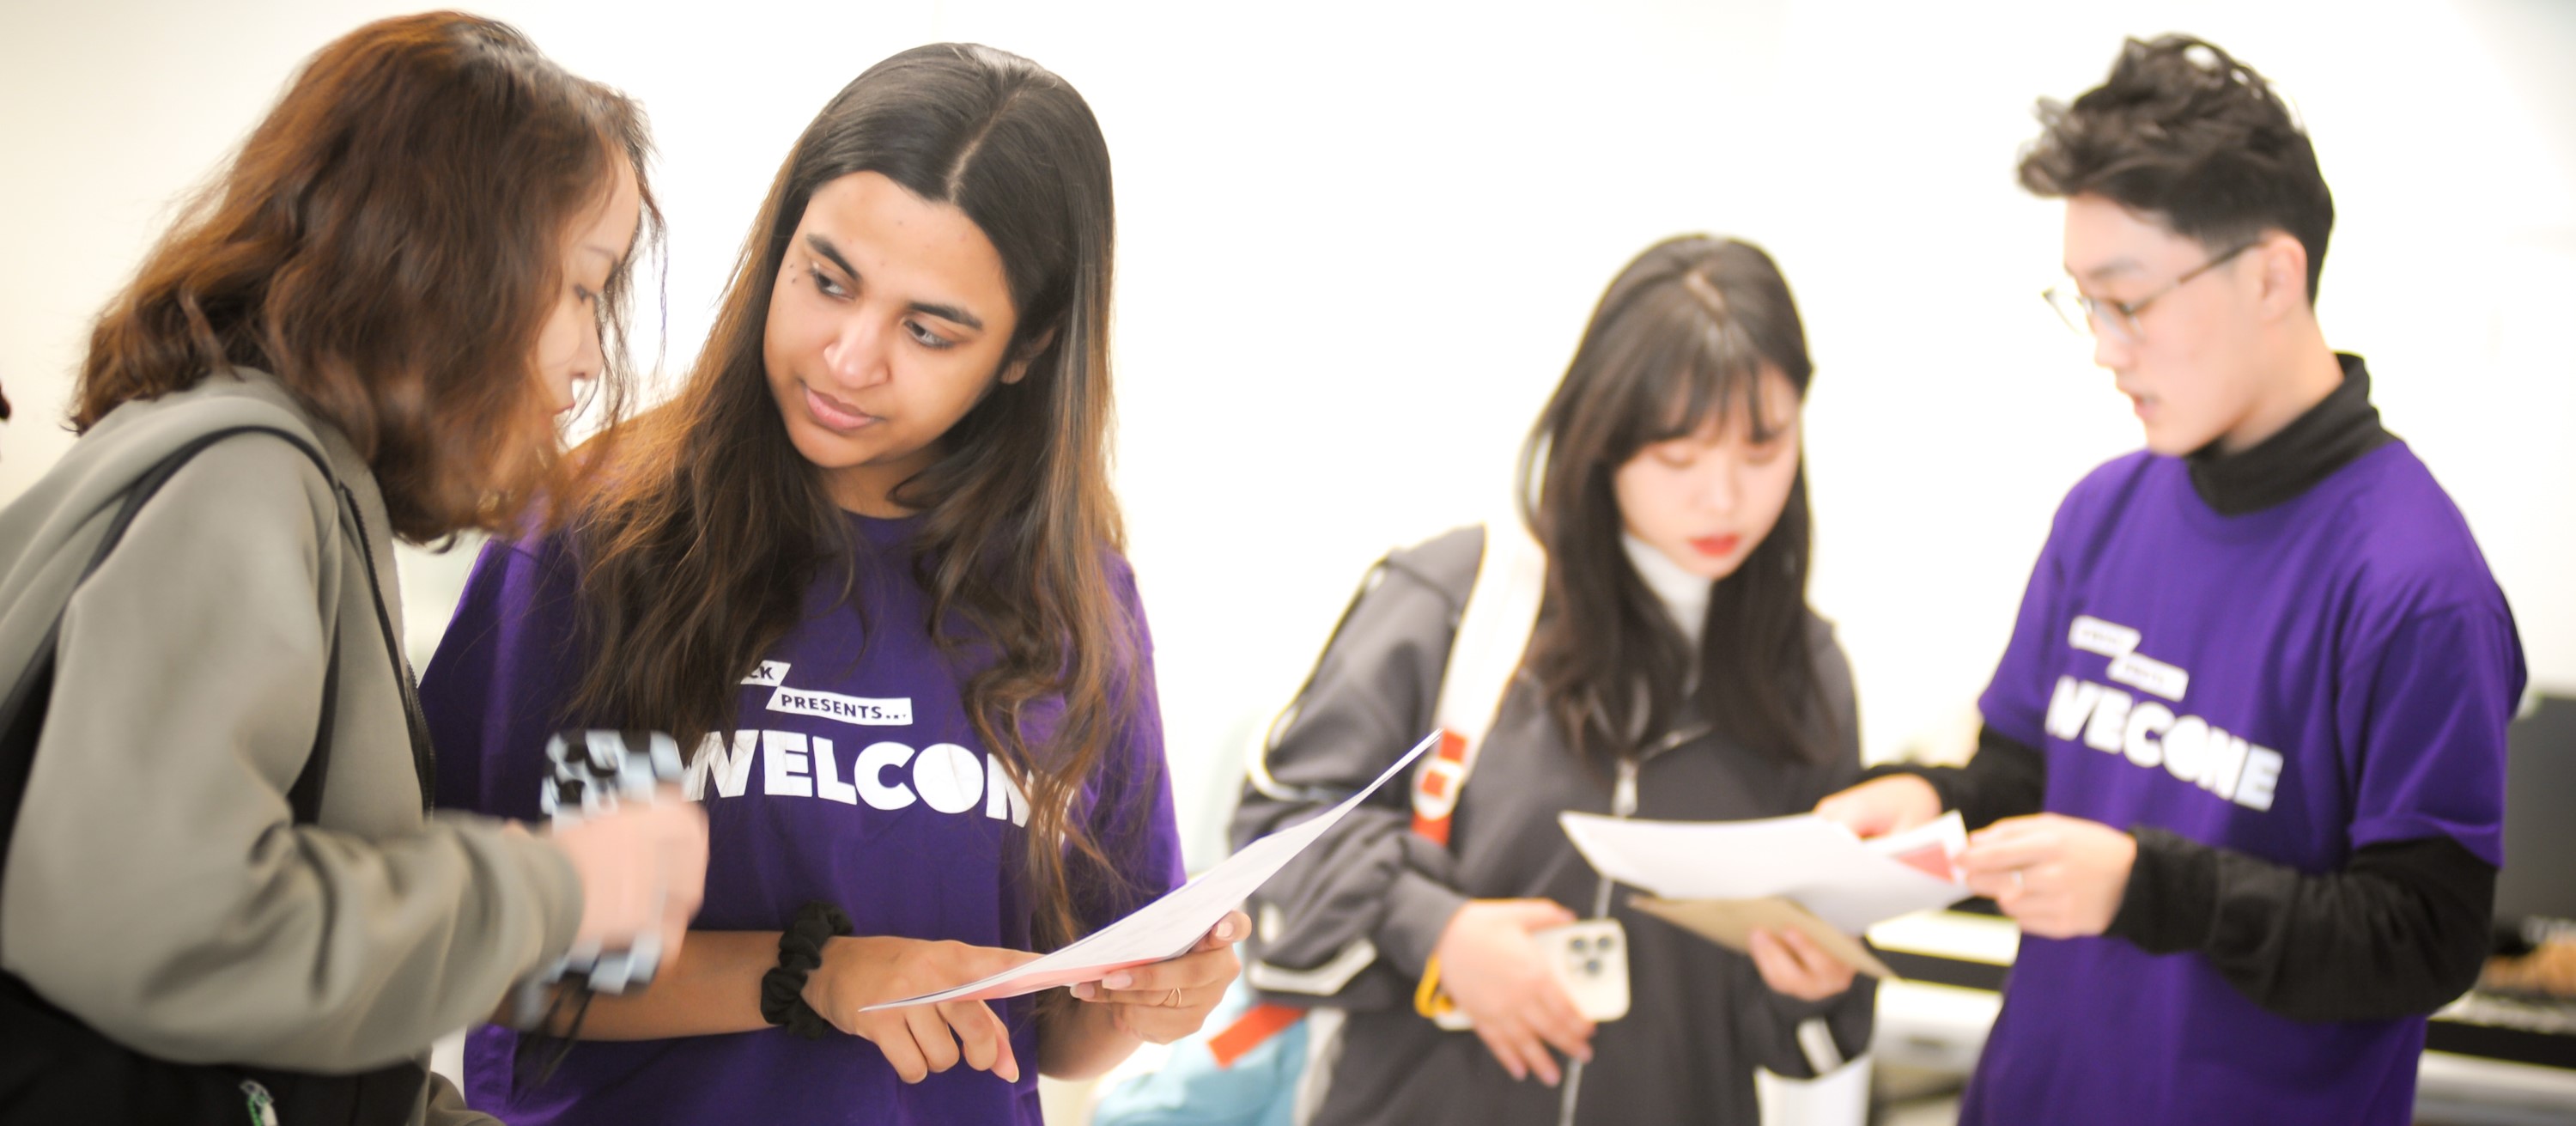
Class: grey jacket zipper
1559,724,1708,1125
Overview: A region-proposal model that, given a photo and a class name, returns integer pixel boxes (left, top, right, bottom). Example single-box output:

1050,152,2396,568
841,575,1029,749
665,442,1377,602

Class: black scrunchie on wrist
761,900,855,1039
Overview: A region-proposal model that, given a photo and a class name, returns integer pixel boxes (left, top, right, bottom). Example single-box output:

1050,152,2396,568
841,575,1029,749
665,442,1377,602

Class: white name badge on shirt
767,686,913,727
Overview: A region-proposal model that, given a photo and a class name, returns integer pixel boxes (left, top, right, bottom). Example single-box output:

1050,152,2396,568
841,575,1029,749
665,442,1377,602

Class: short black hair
2020,34,2335,303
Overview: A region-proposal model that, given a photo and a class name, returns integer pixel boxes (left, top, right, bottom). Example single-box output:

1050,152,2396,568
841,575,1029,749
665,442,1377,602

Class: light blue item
1091,981,1304,1126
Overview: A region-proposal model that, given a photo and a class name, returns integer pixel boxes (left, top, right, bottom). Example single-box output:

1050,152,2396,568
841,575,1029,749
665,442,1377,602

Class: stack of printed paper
1558,811,1972,978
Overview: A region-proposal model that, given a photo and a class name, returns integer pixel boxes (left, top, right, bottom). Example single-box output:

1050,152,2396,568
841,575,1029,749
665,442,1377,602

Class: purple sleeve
2337,602,2522,867
1078,563,1186,932
422,536,583,823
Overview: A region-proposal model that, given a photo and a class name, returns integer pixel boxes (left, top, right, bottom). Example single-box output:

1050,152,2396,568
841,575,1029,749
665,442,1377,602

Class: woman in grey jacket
0,15,705,1123
1234,237,1872,1126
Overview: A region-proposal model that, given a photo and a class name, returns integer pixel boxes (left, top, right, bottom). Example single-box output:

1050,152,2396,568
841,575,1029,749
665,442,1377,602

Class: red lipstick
1690,534,1740,557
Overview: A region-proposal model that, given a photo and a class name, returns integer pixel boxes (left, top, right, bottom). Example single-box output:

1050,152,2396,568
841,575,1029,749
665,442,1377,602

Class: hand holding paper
1957,812,2138,939
1812,772,1944,840
1746,924,1857,1001
1067,909,1251,1045
863,732,1441,1011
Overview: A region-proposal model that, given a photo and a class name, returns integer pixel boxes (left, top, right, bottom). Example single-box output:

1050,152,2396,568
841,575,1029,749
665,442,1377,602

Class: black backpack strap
331,490,438,813
0,424,400,883
292,614,342,825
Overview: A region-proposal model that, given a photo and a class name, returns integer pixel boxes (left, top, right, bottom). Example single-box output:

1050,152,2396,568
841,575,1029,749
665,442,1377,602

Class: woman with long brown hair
421,41,1245,1124
0,12,706,1124
1230,237,1872,1125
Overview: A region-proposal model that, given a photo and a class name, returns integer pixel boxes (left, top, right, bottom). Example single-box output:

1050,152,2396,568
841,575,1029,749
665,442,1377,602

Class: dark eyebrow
2075,257,2143,283
803,233,985,331
805,234,859,283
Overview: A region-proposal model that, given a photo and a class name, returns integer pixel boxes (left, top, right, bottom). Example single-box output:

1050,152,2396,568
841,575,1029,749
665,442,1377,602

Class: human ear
998,326,1059,386
2257,232,2310,320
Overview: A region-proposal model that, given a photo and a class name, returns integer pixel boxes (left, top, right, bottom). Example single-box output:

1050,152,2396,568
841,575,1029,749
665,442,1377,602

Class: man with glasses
1816,34,2522,1125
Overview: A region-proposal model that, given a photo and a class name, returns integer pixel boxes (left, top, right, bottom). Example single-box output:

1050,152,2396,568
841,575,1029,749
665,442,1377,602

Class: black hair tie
761,900,855,1039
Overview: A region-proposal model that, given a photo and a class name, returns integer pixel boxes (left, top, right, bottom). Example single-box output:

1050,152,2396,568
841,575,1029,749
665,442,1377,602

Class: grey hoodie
0,370,581,1124
1232,526,1874,1126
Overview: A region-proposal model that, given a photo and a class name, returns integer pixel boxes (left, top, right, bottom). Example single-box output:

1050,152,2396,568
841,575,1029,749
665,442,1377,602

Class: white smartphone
1433,917,1631,1030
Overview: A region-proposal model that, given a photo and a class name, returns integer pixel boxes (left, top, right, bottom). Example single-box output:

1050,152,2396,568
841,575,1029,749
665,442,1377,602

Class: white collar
1620,531,1710,648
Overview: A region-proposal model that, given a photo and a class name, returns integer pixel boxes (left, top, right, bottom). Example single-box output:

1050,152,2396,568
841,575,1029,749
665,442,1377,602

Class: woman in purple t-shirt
422,43,1246,1125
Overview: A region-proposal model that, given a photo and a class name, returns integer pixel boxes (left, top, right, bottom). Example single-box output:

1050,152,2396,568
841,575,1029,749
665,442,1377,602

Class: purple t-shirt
1961,441,2523,1126
421,512,1185,1125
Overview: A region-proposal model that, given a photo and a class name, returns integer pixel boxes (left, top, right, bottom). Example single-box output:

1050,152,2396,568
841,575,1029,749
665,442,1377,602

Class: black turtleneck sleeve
1861,724,2044,831
2109,830,2494,1022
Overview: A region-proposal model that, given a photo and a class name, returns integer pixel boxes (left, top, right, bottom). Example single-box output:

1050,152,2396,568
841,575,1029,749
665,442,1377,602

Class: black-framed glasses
2042,239,2259,344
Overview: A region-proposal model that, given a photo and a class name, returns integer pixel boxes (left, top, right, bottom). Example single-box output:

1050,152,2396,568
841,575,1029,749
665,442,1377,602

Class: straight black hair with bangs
1517,235,1828,769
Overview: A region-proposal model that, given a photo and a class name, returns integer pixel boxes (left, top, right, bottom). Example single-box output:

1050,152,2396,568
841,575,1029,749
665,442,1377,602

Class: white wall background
3,0,2571,869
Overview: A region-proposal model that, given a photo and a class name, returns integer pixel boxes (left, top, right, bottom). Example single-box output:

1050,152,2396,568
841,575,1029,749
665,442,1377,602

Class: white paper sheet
1558,809,1971,934
863,731,1442,1010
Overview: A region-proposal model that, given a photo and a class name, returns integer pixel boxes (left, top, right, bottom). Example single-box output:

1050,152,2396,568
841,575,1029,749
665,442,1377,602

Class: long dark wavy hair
1517,236,1829,769
564,44,1137,963
75,11,659,542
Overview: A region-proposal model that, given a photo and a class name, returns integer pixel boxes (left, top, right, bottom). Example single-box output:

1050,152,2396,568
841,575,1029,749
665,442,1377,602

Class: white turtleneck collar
1620,531,1711,648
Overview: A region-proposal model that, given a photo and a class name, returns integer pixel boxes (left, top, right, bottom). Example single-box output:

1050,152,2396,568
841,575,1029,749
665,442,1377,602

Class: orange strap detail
1407,728,1473,846
1206,1001,1308,1068
1413,953,1457,1022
